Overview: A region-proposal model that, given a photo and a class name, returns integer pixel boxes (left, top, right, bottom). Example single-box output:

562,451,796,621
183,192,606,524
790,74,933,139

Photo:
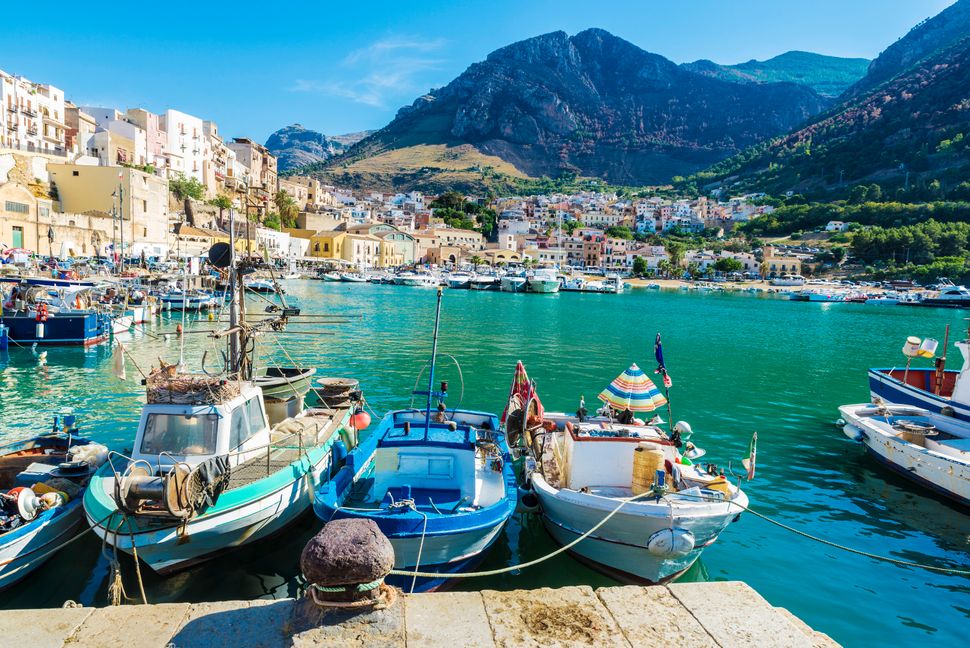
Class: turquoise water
1,282,968,646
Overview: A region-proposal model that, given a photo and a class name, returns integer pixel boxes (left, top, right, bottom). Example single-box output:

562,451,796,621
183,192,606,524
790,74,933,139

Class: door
11,226,23,249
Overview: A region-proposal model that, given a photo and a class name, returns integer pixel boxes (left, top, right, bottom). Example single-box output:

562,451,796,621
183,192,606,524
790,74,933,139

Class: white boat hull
87,467,321,573
500,278,527,293
839,403,970,506
526,279,561,294
532,475,745,583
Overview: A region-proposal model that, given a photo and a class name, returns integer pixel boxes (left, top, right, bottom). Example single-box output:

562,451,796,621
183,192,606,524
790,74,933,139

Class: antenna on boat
417,286,446,437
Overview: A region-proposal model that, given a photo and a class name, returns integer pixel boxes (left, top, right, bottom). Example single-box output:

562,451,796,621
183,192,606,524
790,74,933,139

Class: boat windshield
140,413,219,456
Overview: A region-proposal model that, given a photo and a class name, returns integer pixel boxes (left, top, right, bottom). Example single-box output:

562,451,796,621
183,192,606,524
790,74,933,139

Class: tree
849,185,869,204
604,225,634,240
170,173,205,226
632,256,648,277
469,255,484,268
866,184,882,202
209,194,233,227
273,190,299,229
657,259,673,278
665,241,686,268
686,261,701,279
714,257,744,273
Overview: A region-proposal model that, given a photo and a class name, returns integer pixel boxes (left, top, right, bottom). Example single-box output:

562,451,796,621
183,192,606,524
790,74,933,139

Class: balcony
6,122,16,132
6,106,16,114
26,127,38,136
22,108,37,118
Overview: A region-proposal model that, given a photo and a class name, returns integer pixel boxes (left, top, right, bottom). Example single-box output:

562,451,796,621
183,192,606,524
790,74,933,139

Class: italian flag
742,431,757,480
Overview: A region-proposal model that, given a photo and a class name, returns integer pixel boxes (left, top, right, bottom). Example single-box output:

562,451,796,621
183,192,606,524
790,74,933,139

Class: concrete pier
0,581,838,648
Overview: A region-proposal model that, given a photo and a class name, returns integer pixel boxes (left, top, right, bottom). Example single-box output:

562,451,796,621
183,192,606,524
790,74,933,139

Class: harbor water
0,282,968,647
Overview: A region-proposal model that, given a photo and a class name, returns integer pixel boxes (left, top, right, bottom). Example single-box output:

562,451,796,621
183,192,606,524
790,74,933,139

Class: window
229,397,264,449
72,170,79,176
140,413,219,456
39,207,49,218
142,200,147,212
4,201,28,214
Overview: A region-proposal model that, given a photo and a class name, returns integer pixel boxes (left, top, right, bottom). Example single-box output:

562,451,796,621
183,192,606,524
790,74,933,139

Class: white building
1,70,67,156
160,109,205,182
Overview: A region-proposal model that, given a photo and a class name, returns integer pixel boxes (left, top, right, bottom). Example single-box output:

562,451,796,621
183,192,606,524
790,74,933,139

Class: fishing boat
508,360,748,584
0,323,7,351
0,284,111,346
338,272,368,283
525,268,561,294
807,290,846,302
560,277,587,292
866,294,900,305
838,402,970,506
159,290,216,311
321,271,342,282
313,288,516,592
111,314,133,335
244,278,284,294
868,330,970,421
0,416,108,589
83,238,362,574
254,366,317,401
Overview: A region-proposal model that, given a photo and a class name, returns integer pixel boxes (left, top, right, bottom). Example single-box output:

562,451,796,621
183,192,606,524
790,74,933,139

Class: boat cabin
345,409,505,513
132,382,270,472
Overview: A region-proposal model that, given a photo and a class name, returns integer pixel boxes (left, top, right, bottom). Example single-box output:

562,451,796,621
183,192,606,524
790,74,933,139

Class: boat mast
228,208,240,376
424,286,444,436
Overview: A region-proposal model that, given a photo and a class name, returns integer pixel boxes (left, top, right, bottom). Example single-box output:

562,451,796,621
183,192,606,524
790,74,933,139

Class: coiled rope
391,490,970,580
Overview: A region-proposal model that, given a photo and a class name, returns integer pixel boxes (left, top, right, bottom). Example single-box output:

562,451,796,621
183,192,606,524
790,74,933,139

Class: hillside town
0,67,807,278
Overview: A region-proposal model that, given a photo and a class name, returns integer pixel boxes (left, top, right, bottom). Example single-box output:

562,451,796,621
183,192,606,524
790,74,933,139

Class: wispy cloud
291,36,447,108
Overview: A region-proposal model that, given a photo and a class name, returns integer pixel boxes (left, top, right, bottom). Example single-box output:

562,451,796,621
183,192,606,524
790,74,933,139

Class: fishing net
145,370,240,405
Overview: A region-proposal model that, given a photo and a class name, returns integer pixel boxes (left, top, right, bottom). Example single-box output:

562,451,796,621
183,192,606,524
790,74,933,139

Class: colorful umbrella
598,363,668,412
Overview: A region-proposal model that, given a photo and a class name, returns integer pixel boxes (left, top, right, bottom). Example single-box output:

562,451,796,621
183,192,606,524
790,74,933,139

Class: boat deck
225,409,347,490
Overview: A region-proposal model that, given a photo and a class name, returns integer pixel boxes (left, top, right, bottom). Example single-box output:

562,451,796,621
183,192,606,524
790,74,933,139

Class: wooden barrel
632,442,665,495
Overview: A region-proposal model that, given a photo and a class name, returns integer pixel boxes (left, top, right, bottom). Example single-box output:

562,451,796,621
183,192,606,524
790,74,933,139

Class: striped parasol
598,363,668,412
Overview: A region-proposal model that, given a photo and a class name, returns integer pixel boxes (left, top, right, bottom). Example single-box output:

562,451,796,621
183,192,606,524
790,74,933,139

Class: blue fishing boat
868,329,970,422
1,284,111,346
0,416,108,589
313,288,517,592
0,323,7,351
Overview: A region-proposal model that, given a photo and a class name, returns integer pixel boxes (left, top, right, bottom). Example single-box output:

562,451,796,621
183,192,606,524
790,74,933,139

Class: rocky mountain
316,28,830,189
698,1,970,196
265,124,372,172
682,51,870,97
846,0,970,98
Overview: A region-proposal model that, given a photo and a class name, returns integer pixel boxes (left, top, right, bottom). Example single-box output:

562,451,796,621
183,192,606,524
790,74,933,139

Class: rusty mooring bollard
300,519,396,608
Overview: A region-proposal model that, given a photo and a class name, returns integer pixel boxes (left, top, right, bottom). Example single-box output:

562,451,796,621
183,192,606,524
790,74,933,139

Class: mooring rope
390,490,970,580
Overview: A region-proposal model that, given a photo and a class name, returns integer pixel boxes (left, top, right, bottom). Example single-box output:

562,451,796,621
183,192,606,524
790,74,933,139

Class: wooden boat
254,366,317,401
0,422,107,589
84,380,354,574
313,288,515,592
839,403,970,506
868,337,970,422
507,362,747,584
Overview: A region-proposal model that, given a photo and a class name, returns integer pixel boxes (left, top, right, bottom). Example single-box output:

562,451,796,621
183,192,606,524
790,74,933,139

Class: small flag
654,333,672,388
742,431,757,480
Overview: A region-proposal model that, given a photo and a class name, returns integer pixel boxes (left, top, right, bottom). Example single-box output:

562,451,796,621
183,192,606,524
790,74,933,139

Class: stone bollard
300,518,395,608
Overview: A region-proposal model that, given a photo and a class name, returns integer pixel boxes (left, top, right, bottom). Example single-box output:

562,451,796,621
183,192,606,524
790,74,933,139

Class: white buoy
35,322,45,339
902,336,922,357
647,528,695,557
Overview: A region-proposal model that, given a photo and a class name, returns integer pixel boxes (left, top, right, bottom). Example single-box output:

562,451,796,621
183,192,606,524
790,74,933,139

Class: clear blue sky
4,0,955,142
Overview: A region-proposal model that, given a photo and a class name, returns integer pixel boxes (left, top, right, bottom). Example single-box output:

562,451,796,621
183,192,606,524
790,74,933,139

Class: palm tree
665,241,686,269
469,254,484,269
657,259,673,278
273,190,299,229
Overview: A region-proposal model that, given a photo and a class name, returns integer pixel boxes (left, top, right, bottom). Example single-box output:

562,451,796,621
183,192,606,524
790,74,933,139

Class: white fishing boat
866,293,900,305
560,277,588,292
526,268,561,294
338,272,368,283
111,314,133,335
603,274,625,294
807,290,845,302
507,361,748,583
839,402,970,506
84,236,360,574
321,272,342,282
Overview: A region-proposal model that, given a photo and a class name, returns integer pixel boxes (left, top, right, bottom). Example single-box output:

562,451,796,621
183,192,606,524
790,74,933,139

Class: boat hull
0,498,85,590
0,313,110,345
532,475,744,584
526,280,561,294
839,404,970,506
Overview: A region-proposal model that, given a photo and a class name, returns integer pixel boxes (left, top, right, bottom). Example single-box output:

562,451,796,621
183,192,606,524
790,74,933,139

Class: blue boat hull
0,313,111,346
868,368,970,421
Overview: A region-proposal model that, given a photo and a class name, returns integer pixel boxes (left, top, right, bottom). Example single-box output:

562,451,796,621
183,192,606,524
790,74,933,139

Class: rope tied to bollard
307,580,397,610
